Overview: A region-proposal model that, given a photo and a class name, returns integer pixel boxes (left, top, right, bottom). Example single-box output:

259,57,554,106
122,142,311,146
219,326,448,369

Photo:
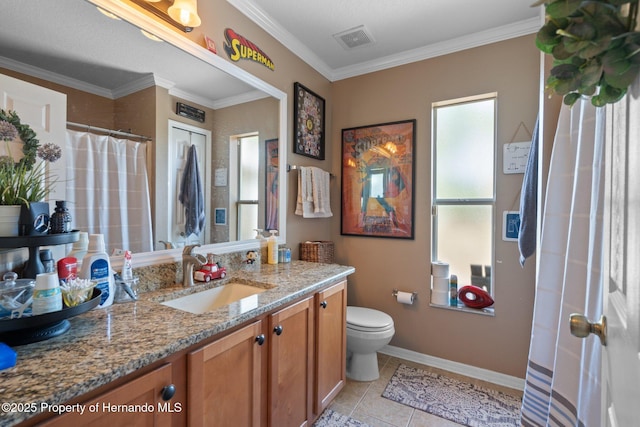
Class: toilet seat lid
347,306,393,330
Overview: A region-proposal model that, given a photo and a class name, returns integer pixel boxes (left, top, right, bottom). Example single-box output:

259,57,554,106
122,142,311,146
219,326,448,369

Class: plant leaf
568,21,597,41
564,92,582,106
605,63,640,88
593,84,627,106
552,42,575,60
602,47,631,75
578,35,612,58
545,0,583,19
580,61,604,87
550,63,580,79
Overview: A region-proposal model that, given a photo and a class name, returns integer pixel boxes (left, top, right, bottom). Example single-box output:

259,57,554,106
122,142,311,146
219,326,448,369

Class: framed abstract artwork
341,119,416,239
293,82,325,160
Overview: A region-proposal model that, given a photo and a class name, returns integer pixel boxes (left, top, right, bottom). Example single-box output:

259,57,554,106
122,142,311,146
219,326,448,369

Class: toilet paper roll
396,291,415,305
431,261,449,278
431,290,449,306
432,277,450,293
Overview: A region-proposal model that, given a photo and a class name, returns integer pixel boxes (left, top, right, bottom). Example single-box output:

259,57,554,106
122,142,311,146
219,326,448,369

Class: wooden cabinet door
314,281,347,415
268,297,314,427
39,363,175,427
187,320,264,427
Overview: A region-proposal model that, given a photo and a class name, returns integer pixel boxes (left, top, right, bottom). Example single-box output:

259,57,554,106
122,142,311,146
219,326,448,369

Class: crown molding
330,17,541,81
0,55,114,98
112,74,158,98
226,0,540,82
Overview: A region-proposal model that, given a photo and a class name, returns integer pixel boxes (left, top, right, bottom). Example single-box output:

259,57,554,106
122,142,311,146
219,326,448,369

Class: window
432,93,496,305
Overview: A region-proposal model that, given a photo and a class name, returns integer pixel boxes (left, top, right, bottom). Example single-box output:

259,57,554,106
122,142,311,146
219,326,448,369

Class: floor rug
382,364,521,427
313,409,371,427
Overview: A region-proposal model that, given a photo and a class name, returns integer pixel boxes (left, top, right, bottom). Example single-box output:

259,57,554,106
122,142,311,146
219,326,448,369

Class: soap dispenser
267,230,278,265
254,229,267,261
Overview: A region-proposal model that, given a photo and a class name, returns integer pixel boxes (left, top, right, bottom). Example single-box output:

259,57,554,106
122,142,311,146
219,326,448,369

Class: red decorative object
458,285,494,309
194,263,227,282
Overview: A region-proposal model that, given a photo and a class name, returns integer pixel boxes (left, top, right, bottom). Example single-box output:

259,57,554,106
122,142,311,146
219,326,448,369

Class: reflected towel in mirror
179,144,205,236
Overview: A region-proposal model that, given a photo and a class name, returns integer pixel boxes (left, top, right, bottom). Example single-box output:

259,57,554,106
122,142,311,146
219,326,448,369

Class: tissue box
300,241,334,264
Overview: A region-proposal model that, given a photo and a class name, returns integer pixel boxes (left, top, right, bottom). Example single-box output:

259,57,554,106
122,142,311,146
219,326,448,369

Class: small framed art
502,211,521,241
293,82,325,160
214,208,227,225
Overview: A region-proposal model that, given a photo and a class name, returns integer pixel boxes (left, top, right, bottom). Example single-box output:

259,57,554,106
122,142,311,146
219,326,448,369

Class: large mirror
0,0,287,262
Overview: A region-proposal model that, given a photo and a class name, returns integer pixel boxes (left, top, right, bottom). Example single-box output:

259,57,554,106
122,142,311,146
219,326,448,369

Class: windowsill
429,302,495,316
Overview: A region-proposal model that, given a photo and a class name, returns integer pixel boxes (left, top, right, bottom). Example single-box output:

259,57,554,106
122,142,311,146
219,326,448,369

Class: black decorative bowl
0,288,102,346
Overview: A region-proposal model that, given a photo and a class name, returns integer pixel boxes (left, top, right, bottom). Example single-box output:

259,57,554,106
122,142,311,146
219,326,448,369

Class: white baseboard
380,345,525,391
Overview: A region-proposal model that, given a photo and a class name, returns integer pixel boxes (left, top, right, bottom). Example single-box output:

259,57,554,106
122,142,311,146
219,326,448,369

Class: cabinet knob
273,325,283,335
320,300,328,309
161,384,176,401
255,334,265,345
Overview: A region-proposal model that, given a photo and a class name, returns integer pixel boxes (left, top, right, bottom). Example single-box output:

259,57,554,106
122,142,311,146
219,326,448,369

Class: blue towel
519,116,539,266
178,145,205,237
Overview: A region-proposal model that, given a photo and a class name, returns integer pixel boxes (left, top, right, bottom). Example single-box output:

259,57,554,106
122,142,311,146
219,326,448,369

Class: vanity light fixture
168,0,201,28
129,0,201,32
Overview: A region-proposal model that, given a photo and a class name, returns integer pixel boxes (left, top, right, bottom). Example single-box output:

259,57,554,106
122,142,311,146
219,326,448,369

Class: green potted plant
0,109,61,236
535,0,640,106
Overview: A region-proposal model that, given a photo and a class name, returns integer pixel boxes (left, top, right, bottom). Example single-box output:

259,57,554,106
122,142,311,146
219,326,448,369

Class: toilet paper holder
392,289,418,300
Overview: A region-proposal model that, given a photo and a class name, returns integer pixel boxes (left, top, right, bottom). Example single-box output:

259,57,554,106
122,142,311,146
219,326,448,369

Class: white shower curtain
520,99,605,426
65,130,153,253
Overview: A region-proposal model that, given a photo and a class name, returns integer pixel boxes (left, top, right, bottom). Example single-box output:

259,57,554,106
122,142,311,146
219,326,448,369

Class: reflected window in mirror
231,134,260,240
431,93,496,310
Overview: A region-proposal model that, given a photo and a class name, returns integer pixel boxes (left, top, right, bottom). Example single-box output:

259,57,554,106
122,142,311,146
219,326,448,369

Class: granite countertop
0,261,355,426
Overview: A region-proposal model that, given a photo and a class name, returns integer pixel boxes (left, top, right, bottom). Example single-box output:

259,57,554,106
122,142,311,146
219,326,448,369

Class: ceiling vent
333,25,375,50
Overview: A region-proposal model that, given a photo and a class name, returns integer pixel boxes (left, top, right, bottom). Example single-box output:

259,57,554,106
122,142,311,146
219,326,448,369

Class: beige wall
330,35,540,378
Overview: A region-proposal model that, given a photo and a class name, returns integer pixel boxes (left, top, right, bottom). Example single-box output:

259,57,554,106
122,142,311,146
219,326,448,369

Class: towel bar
287,164,334,177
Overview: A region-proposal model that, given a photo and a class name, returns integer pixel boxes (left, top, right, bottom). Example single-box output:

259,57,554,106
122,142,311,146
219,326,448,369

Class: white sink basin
161,283,267,314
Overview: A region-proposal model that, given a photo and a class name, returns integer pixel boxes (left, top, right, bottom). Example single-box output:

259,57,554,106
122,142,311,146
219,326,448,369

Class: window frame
431,92,497,314
233,133,260,240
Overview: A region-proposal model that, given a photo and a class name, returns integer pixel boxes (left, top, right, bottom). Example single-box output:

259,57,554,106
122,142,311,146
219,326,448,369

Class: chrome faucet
182,244,206,287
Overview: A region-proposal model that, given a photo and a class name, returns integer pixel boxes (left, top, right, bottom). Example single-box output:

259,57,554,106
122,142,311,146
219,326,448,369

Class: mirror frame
89,0,288,267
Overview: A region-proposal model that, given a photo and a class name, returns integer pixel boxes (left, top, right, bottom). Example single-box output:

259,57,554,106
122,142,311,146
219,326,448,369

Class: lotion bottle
267,230,278,265
79,234,115,308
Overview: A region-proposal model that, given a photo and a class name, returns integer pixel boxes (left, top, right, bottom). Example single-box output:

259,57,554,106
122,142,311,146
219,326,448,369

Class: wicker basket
300,241,334,264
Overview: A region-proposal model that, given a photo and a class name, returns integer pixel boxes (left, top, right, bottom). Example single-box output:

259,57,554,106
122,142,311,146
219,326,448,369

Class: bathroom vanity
1,261,354,427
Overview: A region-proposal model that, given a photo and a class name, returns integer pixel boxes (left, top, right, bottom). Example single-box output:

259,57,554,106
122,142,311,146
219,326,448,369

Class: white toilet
346,306,395,381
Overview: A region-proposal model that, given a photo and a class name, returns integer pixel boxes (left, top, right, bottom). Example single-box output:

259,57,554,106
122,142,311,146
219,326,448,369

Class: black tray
0,288,101,346
0,230,79,248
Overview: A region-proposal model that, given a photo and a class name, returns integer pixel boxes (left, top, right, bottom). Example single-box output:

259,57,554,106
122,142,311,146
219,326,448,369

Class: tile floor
328,353,523,427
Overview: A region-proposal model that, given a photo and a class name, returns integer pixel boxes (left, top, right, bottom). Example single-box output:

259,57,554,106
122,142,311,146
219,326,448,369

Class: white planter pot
0,205,21,236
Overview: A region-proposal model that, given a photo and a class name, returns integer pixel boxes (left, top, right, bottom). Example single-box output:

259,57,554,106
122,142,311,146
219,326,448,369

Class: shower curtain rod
66,121,152,141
